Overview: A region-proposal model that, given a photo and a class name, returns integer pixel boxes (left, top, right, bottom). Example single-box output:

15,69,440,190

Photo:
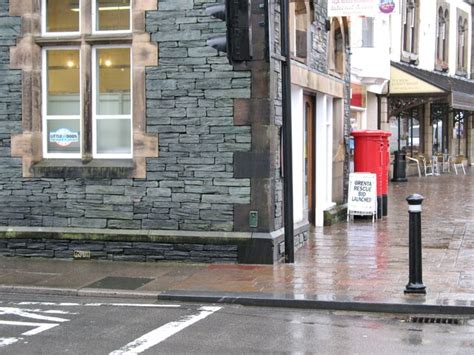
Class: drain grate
84,276,154,290
408,316,463,325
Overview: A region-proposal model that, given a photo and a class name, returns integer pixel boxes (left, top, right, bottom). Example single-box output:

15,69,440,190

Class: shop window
401,0,418,63
390,108,420,156
431,104,449,154
10,0,158,177
435,6,449,71
43,49,81,157
41,0,132,159
328,19,345,76
456,15,468,76
453,110,467,156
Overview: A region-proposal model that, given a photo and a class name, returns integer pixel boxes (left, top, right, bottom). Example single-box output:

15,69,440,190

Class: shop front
384,62,474,175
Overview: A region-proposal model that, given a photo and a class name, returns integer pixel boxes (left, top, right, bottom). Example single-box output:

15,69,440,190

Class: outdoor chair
419,155,434,176
406,156,422,177
439,153,451,173
452,155,466,175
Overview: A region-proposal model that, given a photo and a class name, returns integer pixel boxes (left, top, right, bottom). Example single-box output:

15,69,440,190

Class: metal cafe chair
419,155,433,176
406,156,422,177
440,153,451,173
453,155,466,175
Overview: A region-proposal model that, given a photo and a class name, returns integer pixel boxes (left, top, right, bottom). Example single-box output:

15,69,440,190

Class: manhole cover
85,277,154,290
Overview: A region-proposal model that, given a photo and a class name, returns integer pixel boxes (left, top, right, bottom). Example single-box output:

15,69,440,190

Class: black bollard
404,194,426,294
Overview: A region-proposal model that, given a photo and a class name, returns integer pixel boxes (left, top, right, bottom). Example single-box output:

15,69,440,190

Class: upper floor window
361,17,374,48
402,0,418,63
328,18,345,76
289,0,314,62
41,0,132,159
456,15,468,76
435,6,449,70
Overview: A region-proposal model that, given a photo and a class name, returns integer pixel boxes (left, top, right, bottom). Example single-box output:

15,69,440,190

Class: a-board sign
347,173,377,220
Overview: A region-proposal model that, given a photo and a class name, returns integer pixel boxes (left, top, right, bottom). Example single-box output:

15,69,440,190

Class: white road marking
0,337,20,348
110,306,222,355
85,303,181,308
0,320,60,336
18,302,80,306
17,302,180,308
0,307,69,323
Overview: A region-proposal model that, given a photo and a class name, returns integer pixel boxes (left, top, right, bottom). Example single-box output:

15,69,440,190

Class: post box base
391,177,408,182
382,194,388,216
377,196,383,219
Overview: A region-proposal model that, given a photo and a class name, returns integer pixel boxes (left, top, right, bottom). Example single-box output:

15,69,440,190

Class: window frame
328,18,345,77
11,0,158,178
42,46,83,159
435,5,449,71
361,17,375,48
41,0,81,37
456,16,468,76
92,0,133,35
401,0,419,64
91,44,133,159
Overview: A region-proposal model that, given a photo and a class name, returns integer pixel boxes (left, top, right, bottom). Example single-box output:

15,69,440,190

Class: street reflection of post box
351,130,392,218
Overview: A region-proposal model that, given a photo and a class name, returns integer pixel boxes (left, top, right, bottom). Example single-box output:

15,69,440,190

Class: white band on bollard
408,204,422,212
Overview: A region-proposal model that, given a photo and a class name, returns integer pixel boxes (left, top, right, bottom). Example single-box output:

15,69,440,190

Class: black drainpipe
281,0,294,263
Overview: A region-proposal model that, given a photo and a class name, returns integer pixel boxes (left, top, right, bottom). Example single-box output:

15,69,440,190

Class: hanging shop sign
347,173,377,221
328,0,399,17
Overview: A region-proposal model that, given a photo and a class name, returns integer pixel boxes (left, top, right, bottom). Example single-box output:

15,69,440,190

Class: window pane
96,119,131,154
47,50,80,115
97,48,131,115
46,0,79,33
47,119,81,154
96,0,131,31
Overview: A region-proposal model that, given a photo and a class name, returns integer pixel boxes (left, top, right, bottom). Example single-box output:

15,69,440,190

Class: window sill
455,69,468,78
400,52,419,65
32,159,135,179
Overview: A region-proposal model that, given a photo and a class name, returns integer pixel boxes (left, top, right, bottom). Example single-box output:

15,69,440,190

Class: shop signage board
390,66,445,94
347,173,377,222
328,0,400,17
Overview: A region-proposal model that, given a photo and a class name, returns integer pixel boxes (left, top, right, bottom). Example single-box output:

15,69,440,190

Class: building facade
384,0,474,164
0,0,350,263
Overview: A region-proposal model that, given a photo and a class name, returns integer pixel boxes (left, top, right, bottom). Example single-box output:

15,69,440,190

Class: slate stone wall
0,0,252,232
0,238,238,263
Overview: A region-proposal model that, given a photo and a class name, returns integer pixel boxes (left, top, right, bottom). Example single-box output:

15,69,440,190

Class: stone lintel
291,64,344,98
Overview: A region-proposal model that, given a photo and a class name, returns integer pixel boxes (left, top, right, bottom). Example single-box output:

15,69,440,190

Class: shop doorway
304,94,315,224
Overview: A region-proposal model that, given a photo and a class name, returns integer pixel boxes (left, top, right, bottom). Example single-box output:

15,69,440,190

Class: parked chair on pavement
440,153,451,173
418,155,433,176
419,155,434,176
406,156,422,177
452,155,466,175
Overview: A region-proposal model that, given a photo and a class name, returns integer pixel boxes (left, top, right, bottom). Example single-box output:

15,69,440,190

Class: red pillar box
351,130,391,218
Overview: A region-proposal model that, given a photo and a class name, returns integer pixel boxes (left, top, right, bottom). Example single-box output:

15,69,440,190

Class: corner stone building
0,0,350,264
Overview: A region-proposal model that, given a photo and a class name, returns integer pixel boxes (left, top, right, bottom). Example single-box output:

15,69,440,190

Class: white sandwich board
347,173,377,222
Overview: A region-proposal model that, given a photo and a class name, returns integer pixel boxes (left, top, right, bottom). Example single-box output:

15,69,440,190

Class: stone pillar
468,116,474,165
423,103,432,156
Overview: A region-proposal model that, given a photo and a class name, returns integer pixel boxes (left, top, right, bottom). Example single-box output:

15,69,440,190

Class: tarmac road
1,293,474,354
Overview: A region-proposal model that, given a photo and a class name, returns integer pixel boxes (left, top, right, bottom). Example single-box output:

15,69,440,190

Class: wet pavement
1,170,473,312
